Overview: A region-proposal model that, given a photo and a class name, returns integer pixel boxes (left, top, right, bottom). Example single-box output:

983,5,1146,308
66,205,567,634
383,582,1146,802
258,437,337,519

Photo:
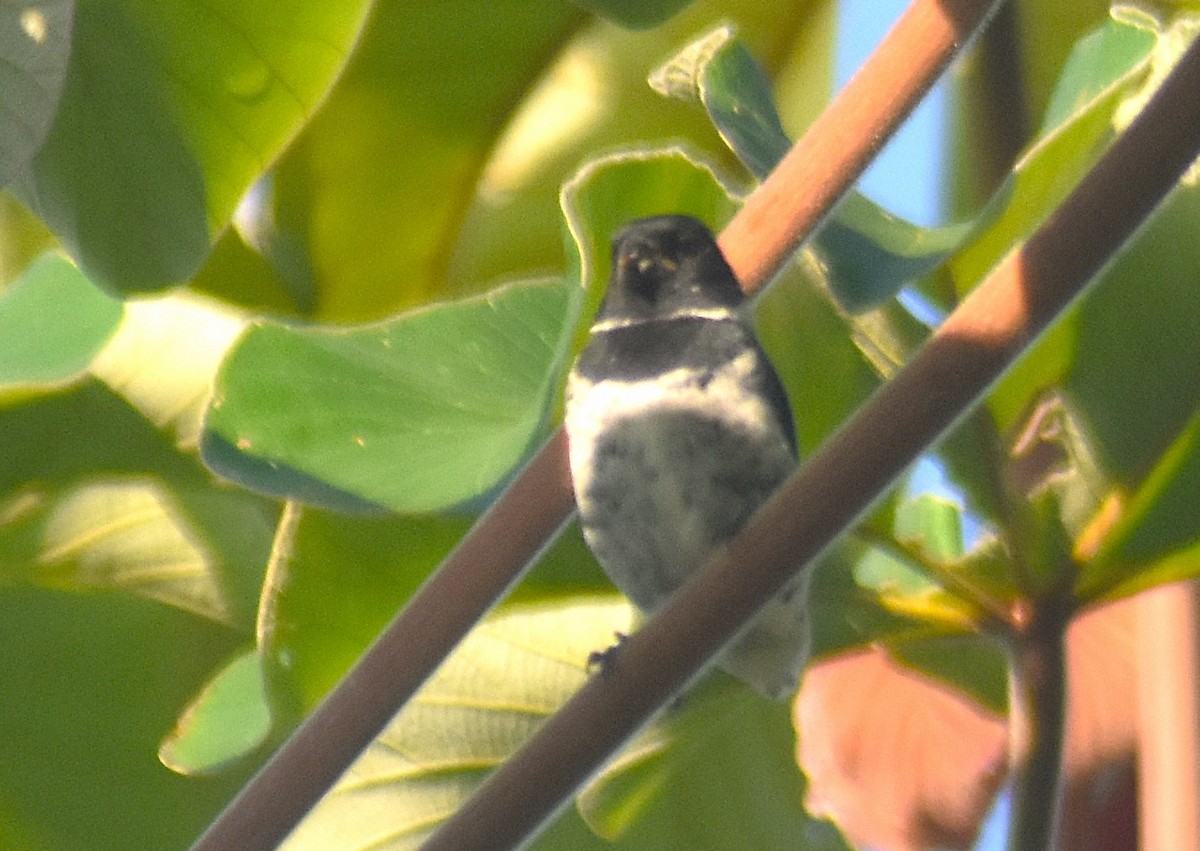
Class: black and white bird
565,214,810,700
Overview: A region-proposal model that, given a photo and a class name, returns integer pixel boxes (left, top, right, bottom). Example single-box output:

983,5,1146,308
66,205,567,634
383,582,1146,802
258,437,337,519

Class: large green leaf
12,0,373,292
0,476,268,626
0,382,274,628
202,278,575,513
268,509,475,709
247,1,584,319
281,597,833,851
0,0,73,185
1065,182,1200,485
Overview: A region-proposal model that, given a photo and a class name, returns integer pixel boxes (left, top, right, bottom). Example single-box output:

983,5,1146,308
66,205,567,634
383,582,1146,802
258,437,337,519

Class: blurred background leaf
0,0,73,186
11,0,374,292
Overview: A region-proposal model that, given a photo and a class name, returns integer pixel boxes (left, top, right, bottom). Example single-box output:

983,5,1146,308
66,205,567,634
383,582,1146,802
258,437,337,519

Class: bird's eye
621,245,673,279
636,253,676,275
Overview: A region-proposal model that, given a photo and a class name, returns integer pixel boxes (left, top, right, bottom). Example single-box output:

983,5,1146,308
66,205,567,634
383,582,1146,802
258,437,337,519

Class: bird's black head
597,215,744,323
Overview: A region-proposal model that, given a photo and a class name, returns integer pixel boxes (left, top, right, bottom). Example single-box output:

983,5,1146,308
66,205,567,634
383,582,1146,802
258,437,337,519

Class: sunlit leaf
649,24,790,179
895,494,964,562
281,598,634,850
90,292,247,447
0,477,267,627
1039,11,1156,133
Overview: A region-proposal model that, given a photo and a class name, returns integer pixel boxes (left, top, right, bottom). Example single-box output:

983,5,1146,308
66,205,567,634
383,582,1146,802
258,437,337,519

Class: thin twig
421,31,1200,851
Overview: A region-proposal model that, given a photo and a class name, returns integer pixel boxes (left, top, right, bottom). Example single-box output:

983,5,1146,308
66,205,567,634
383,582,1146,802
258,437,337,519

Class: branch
719,0,1002,290
422,27,1200,851
1006,598,1071,851
190,0,1003,848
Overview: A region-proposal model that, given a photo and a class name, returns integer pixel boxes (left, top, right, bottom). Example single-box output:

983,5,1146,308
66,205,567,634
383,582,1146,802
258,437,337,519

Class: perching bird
564,214,810,700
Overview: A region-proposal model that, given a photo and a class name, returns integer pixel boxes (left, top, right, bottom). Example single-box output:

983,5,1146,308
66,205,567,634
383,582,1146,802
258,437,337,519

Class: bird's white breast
565,348,795,611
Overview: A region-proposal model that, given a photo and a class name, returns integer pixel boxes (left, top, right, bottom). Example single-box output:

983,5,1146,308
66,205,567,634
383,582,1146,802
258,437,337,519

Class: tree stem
1005,599,1070,851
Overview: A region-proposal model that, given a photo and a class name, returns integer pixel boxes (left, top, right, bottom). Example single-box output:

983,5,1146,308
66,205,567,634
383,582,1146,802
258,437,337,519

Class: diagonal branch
423,27,1200,851
189,1,1006,849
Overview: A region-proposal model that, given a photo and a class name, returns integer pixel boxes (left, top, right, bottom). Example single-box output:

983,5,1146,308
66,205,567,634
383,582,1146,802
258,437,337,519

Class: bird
564,214,810,700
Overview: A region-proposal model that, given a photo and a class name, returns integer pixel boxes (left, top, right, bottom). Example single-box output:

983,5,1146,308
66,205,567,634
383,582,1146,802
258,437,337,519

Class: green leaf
1039,11,1157,133
281,598,635,850
443,5,837,313
159,648,272,775
649,24,790,180
0,0,73,185
753,261,883,454
1065,183,1200,483
270,509,475,709
1081,409,1200,601
814,194,975,313
13,0,373,292
850,544,978,632
890,633,1009,714
258,1,583,319
0,252,121,397
202,278,575,513
569,0,695,30
577,679,829,849
895,494,964,562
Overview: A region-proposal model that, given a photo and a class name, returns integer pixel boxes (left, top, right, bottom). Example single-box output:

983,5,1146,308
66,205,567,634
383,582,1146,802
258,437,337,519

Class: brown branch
719,0,1003,291
191,1,1004,848
422,29,1200,851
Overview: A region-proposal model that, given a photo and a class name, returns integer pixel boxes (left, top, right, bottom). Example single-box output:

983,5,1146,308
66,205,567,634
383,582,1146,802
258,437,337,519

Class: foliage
2,1,1199,849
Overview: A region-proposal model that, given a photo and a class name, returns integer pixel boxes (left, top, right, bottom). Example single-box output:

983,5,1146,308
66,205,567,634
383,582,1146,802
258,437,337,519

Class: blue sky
835,0,947,226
